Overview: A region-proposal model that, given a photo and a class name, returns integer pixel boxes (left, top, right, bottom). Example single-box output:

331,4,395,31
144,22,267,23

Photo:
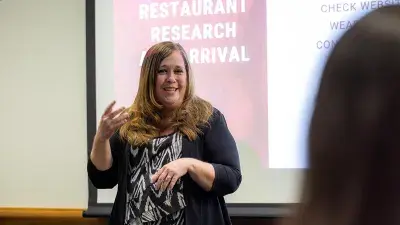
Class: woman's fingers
151,167,164,184
163,174,177,191
111,114,129,130
101,106,127,128
112,118,129,130
112,111,129,124
103,100,116,115
168,175,178,191
154,170,179,191
160,174,173,191
151,161,187,191
97,102,129,140
155,169,169,190
106,106,126,119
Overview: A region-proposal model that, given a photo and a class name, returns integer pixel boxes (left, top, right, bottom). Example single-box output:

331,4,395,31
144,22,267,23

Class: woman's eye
157,69,167,74
175,70,183,74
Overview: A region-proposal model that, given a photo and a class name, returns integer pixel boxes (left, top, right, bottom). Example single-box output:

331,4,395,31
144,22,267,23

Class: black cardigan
87,108,242,225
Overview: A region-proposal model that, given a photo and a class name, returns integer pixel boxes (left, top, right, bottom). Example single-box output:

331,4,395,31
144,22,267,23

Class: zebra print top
124,132,186,225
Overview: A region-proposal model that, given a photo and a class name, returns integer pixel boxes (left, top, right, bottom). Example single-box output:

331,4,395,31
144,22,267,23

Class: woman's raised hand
96,100,129,142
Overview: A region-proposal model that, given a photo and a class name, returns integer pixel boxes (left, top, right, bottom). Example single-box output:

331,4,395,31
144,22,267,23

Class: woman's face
154,50,187,110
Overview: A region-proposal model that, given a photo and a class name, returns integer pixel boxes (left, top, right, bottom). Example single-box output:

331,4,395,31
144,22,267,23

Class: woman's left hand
151,158,191,191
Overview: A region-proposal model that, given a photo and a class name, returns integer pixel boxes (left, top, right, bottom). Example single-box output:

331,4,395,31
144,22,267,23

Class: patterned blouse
124,132,186,225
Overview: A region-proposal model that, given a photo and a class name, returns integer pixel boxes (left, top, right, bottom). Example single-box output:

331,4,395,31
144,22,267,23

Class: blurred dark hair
289,5,400,225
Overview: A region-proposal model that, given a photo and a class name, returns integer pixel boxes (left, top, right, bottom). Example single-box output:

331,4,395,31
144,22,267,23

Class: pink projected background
114,0,268,167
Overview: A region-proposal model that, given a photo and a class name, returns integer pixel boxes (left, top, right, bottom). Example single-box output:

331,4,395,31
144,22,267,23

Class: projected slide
114,0,269,167
94,0,397,204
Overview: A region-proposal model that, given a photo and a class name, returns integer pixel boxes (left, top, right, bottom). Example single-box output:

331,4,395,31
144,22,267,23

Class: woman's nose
166,74,176,83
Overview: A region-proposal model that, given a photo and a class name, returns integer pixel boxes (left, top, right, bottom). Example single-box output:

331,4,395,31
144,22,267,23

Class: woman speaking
87,41,242,225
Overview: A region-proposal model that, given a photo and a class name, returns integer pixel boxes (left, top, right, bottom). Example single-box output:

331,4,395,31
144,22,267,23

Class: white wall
0,0,87,208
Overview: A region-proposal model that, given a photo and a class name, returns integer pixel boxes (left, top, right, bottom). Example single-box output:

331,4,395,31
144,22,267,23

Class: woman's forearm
90,134,113,171
186,158,216,191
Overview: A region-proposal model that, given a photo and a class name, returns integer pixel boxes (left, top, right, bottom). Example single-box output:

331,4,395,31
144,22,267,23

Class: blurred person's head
290,5,400,225
120,41,213,146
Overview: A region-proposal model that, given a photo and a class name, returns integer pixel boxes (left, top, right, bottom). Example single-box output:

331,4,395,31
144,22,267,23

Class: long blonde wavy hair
119,41,213,146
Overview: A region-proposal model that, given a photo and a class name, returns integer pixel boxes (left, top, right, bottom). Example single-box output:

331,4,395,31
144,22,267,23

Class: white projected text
139,0,246,19
138,0,251,65
150,23,237,42
317,0,400,50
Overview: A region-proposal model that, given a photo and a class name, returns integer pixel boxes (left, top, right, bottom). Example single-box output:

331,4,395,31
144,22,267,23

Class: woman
287,5,400,225
88,41,242,225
